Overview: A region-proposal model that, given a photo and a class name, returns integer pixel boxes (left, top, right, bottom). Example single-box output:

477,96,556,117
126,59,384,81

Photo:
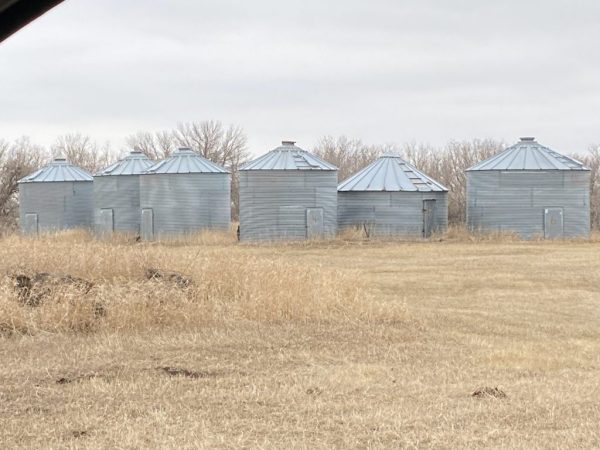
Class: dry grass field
1,229,600,449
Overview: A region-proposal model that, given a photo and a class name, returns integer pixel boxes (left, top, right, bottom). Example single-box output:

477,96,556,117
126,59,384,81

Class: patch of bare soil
70,430,88,439
306,387,323,396
471,387,507,399
56,372,109,385
158,366,219,379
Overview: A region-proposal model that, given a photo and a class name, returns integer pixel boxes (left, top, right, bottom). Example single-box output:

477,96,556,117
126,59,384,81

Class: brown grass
0,231,391,335
1,230,600,448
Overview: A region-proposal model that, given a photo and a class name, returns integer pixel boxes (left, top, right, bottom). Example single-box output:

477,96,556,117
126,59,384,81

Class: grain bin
139,148,230,240
239,140,338,241
466,137,590,239
93,151,153,236
18,157,94,234
338,154,448,237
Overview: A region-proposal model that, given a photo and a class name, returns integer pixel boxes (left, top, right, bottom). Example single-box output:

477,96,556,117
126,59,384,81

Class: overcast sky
0,0,599,156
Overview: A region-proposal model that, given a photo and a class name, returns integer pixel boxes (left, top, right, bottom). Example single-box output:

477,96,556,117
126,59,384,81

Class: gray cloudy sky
0,0,599,156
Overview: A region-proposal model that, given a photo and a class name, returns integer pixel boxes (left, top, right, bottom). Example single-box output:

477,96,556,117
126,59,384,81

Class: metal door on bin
141,208,154,240
423,200,436,238
99,209,114,234
306,208,324,238
544,208,563,239
24,213,38,234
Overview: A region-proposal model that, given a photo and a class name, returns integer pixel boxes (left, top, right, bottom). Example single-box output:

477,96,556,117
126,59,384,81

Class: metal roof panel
467,137,589,171
338,154,448,192
240,141,337,171
95,151,154,176
143,148,229,174
18,158,93,183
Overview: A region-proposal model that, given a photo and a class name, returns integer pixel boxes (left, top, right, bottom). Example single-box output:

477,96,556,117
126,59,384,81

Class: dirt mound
145,268,192,288
472,386,507,399
12,272,94,307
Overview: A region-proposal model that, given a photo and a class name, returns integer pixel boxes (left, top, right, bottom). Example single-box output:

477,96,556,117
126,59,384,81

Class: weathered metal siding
338,191,448,237
239,171,337,241
19,181,93,233
93,175,142,234
467,171,590,238
139,173,230,238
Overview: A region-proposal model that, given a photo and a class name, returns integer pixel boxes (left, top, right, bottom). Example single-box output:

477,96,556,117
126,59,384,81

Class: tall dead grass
439,224,600,243
0,231,397,335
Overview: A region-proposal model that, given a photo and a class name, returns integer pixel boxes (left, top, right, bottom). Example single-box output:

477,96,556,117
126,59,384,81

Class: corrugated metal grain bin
18,157,94,234
466,137,590,239
239,140,338,241
139,148,230,240
338,154,448,237
93,151,153,236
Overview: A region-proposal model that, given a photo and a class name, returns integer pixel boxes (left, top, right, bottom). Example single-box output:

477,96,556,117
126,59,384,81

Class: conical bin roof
143,148,229,174
96,151,154,176
467,137,589,171
18,158,93,183
241,141,337,171
338,154,447,192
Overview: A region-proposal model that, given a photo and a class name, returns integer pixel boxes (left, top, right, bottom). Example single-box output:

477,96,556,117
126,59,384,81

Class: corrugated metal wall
239,171,337,241
139,173,230,238
338,191,448,237
467,171,590,238
93,175,142,234
19,181,93,233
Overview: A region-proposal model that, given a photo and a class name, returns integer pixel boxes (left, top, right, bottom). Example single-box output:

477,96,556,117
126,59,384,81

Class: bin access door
99,209,114,235
306,208,324,238
423,200,436,238
544,208,563,239
141,208,154,240
24,213,38,235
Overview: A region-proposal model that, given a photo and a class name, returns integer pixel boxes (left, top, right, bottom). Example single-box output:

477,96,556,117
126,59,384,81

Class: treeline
1,126,599,231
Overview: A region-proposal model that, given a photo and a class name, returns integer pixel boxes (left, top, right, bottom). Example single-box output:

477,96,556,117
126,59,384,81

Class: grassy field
1,230,600,449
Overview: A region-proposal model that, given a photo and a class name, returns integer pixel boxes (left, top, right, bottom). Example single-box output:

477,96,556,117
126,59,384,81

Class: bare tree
313,135,385,182
435,139,503,223
126,130,176,160
0,137,47,231
571,145,600,230
219,125,249,219
51,133,114,173
171,121,248,165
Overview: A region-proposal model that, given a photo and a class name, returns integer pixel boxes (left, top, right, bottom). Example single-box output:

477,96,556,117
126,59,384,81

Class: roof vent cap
520,137,536,142
281,140,296,146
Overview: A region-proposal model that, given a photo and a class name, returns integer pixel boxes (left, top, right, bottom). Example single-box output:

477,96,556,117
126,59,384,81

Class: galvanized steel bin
94,151,153,236
139,148,230,239
18,158,94,234
239,141,338,241
338,154,448,237
466,137,590,239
